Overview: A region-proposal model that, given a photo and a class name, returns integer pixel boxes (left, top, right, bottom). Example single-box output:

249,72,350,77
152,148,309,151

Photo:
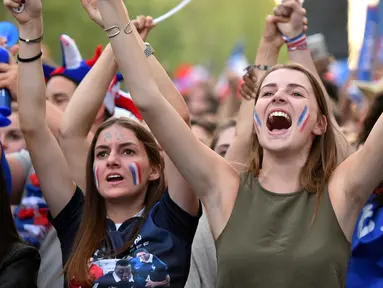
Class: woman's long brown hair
249,63,338,220
65,118,165,285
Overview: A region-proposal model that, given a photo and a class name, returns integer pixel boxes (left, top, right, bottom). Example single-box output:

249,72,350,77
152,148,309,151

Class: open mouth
106,173,125,183
266,110,292,132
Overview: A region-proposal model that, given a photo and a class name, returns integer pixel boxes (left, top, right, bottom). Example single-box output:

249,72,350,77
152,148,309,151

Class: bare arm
131,16,198,215
98,0,237,229
274,0,354,162
9,7,74,218
59,43,115,191
330,112,383,240
225,16,283,171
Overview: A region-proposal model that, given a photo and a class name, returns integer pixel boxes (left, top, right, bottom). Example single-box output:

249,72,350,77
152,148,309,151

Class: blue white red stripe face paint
298,105,310,132
93,165,99,189
254,110,262,132
128,162,142,186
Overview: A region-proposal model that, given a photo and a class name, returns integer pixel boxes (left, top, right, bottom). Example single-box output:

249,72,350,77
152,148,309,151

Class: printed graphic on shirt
90,239,170,288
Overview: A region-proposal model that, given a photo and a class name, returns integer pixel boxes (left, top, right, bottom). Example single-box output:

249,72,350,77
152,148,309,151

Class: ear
148,165,161,181
312,114,327,136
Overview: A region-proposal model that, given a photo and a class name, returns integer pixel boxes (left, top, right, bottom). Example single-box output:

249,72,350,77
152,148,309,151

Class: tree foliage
0,0,287,74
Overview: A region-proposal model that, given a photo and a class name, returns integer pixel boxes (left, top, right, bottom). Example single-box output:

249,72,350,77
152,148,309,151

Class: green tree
0,0,287,74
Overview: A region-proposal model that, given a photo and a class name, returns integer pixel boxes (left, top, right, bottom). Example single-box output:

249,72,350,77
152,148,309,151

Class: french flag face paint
128,162,142,186
254,111,262,132
93,165,99,189
298,105,310,132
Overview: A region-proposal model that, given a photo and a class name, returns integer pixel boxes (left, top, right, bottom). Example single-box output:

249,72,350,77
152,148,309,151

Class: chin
100,186,137,200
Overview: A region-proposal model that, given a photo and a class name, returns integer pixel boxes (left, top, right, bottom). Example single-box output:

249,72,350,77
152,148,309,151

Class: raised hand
262,14,289,49
133,15,156,42
273,0,306,38
239,67,257,100
3,0,42,25
81,0,104,28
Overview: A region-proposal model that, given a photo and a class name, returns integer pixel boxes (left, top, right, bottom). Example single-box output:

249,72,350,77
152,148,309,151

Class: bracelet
245,64,272,73
19,35,43,44
282,32,308,52
105,21,133,38
124,21,133,34
105,25,121,38
144,43,155,57
17,51,43,63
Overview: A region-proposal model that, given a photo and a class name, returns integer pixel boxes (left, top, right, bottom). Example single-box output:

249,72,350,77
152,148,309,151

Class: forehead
261,69,313,94
46,76,77,94
215,126,235,148
96,124,138,146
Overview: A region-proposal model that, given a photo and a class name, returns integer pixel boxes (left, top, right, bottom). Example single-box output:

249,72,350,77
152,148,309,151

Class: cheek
93,165,100,189
128,162,142,186
297,105,310,132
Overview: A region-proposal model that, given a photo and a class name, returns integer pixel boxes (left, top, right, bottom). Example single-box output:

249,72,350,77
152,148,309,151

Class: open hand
273,0,306,39
81,0,104,28
3,0,42,25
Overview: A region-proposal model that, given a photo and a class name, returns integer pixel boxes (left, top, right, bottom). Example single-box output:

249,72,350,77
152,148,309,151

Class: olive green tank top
216,173,350,288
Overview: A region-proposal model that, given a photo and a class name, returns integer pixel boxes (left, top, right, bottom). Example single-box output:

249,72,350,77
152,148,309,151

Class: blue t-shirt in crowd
347,185,383,288
50,186,201,288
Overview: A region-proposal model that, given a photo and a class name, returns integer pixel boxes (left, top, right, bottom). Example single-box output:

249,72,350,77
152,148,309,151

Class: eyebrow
261,83,309,94
95,142,137,151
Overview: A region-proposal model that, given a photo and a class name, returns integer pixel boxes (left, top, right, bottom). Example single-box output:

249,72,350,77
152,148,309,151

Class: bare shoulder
203,163,241,240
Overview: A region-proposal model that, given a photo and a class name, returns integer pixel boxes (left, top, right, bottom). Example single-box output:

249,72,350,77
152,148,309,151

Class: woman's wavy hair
65,117,165,285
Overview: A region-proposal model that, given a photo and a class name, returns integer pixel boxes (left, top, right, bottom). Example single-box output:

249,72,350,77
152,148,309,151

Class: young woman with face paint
4,0,200,287
101,0,383,286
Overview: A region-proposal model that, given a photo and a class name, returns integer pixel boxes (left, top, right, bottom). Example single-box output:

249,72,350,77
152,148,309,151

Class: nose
106,151,120,168
272,90,288,104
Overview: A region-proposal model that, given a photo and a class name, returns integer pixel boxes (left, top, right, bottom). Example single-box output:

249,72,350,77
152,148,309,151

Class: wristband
17,51,43,63
282,32,307,52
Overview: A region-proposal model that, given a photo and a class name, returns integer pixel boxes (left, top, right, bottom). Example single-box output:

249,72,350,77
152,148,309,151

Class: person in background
0,142,40,287
0,103,26,154
210,119,236,158
346,94,383,288
191,118,217,147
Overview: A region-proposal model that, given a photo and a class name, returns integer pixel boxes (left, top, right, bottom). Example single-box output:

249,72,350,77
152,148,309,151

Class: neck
259,146,311,194
105,193,145,224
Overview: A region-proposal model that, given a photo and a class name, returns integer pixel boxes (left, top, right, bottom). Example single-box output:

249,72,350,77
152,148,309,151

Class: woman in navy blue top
5,0,201,287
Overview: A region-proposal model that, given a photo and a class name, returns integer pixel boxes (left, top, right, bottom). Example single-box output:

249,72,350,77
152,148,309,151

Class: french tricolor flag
129,162,142,186
93,166,99,189
298,106,310,132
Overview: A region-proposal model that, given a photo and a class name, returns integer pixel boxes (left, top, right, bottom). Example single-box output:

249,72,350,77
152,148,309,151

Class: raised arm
274,0,353,162
81,0,198,215
59,43,115,191
97,0,238,231
4,0,74,217
225,15,285,171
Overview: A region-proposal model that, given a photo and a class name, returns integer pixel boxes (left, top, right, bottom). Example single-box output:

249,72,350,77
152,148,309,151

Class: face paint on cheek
298,105,310,132
254,111,262,132
93,165,99,189
128,162,142,186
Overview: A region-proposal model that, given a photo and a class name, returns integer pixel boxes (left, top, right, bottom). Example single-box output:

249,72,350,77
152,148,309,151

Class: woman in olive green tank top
101,0,383,287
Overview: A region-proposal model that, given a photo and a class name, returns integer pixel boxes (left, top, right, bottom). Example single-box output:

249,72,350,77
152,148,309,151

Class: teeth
108,175,122,179
269,111,290,120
